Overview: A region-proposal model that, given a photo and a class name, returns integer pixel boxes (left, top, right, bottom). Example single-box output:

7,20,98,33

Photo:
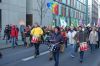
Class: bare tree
34,0,48,25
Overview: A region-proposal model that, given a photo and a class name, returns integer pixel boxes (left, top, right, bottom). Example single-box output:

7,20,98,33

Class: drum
31,36,40,43
79,42,89,51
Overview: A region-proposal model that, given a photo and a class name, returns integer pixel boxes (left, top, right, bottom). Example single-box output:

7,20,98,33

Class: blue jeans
11,37,18,48
53,52,59,66
68,44,76,56
90,44,96,52
80,51,84,62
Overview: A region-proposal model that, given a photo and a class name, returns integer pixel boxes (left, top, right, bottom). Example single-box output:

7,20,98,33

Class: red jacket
10,26,17,37
61,31,67,42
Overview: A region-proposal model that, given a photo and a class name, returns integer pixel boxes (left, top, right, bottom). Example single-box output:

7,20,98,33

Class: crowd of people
0,23,100,66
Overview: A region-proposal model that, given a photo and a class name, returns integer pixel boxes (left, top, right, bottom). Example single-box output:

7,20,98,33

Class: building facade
26,0,53,26
88,0,98,25
53,0,88,27
98,2,100,18
0,0,26,34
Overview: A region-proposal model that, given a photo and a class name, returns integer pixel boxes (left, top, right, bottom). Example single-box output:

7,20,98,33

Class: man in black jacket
51,26,64,66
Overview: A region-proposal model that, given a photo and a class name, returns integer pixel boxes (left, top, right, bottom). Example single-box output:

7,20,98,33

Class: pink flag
79,19,83,27
97,18,100,27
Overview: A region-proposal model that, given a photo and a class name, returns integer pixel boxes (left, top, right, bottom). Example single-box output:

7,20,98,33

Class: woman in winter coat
89,27,98,52
10,25,18,48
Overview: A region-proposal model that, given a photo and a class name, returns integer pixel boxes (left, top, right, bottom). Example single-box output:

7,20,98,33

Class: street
0,44,100,66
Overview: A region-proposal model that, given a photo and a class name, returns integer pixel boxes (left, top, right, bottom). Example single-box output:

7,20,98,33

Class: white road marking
22,51,50,61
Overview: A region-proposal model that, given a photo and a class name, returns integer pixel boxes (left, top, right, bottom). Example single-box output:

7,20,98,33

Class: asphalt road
0,44,100,66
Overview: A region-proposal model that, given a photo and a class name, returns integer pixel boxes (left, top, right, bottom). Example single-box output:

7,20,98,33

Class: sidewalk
0,39,23,49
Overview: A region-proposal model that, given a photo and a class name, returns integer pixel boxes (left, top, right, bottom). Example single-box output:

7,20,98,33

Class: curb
0,44,24,50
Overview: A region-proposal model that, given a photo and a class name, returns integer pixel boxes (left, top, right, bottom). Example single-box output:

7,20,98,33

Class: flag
52,3,58,15
97,18,100,27
47,2,53,10
79,19,83,26
47,2,58,15
60,17,67,28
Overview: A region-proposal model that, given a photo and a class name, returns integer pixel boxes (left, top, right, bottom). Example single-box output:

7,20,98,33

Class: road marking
22,51,50,61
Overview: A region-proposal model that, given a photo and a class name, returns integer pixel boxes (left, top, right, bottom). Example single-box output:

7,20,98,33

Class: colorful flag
47,2,53,10
52,3,58,15
47,2,58,15
79,19,83,26
97,18,100,27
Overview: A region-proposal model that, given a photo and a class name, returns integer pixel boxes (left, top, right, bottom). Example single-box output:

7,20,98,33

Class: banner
60,17,67,28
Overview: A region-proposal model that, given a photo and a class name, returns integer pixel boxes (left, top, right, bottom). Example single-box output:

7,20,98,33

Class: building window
0,0,1,2
62,0,66,4
0,9,1,28
61,5,66,16
26,14,32,26
66,7,68,16
68,0,70,6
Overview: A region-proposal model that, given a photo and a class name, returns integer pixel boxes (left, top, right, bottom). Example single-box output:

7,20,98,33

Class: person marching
51,26,64,66
31,23,43,58
10,25,18,48
75,26,88,63
67,26,77,58
25,26,31,48
89,27,98,53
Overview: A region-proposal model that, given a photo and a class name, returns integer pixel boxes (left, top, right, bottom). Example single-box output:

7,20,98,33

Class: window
70,0,74,7
58,0,62,3
70,9,74,17
62,0,66,4
61,5,66,16
59,4,62,15
0,9,1,28
68,0,70,6
26,14,32,26
66,0,68,5
0,0,1,2
66,7,68,16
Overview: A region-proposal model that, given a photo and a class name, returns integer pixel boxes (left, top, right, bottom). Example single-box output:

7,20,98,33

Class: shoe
71,55,75,58
34,55,39,58
49,58,53,61
80,60,83,63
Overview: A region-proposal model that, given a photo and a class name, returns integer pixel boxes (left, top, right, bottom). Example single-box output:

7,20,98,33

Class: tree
34,0,48,25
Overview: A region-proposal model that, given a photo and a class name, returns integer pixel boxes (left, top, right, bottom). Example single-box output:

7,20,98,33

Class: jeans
34,43,40,56
68,44,76,56
21,32,24,41
53,52,59,66
80,51,84,61
90,44,96,52
11,37,18,48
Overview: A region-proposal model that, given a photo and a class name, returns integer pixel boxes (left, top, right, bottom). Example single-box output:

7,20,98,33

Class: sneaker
34,55,39,58
49,58,53,61
70,55,75,58
80,60,83,63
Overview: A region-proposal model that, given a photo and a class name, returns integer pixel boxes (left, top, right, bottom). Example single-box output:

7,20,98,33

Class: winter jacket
52,32,64,43
75,30,87,43
31,27,43,37
20,25,25,33
89,31,98,44
10,26,17,37
67,30,77,44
